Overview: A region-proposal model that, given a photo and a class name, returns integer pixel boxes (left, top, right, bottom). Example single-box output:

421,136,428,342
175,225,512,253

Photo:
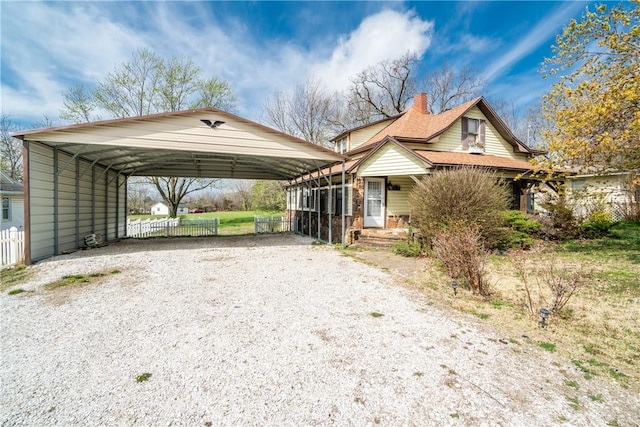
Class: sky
1,1,597,130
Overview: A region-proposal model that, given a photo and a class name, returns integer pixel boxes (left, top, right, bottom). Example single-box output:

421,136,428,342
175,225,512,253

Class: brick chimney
413,93,428,114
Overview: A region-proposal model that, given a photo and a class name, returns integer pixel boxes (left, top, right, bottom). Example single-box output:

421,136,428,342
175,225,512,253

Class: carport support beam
341,161,346,249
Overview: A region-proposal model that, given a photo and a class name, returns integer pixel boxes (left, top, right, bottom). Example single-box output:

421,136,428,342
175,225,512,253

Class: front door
364,178,385,227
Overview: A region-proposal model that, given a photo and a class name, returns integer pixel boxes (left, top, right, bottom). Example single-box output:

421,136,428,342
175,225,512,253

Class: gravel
1,234,638,426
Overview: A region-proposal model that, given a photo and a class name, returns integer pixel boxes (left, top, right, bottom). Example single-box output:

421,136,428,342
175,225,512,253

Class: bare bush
540,253,589,313
409,167,510,248
511,247,589,321
432,224,490,296
511,248,544,317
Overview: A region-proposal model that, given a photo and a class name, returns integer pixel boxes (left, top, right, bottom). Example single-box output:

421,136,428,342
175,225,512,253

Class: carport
14,108,345,264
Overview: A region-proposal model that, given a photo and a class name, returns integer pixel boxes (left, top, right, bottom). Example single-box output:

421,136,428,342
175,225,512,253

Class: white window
2,197,9,221
335,137,348,154
468,118,480,136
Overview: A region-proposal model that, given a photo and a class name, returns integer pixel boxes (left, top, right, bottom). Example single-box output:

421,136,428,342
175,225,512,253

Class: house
150,202,189,216
0,171,24,231
566,170,638,221
286,93,544,243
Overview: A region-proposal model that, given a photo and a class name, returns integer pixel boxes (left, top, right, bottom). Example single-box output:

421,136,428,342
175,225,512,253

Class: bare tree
229,179,255,211
423,62,484,114
60,86,96,123
59,49,235,213
60,48,237,122
191,78,237,111
0,115,23,181
349,52,419,122
264,78,339,147
151,177,218,217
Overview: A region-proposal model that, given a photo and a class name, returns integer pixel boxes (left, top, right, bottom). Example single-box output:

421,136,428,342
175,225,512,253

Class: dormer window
462,117,486,153
335,137,348,154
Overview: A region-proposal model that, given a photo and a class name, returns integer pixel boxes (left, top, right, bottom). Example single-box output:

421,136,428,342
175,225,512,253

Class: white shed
150,203,188,216
150,202,169,216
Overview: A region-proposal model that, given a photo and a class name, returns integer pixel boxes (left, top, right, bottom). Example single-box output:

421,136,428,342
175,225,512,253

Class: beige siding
386,176,419,216
78,159,94,238
28,143,55,261
27,142,127,263
358,145,426,177
568,174,631,220
433,107,527,161
349,120,394,151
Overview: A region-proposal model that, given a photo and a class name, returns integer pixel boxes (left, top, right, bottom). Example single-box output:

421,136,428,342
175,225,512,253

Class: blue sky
1,1,595,129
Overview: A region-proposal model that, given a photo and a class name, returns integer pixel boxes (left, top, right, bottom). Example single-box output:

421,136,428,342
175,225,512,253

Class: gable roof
13,108,345,181
346,97,536,156
0,170,24,194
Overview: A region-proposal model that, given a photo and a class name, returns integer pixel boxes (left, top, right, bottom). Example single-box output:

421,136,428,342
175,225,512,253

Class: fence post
9,227,18,265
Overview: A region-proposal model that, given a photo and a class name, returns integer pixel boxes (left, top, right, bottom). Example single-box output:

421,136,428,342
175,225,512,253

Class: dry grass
350,222,640,392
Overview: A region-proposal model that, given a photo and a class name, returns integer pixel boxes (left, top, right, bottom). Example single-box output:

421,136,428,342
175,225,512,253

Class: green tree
251,180,286,212
59,49,236,217
541,1,640,173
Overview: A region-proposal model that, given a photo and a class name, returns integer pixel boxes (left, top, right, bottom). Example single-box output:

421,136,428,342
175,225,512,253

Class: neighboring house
0,171,24,231
149,202,189,216
286,93,544,243
566,171,638,221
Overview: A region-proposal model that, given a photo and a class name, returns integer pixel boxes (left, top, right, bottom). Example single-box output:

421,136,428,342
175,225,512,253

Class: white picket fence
1,227,25,268
254,216,292,234
127,218,219,238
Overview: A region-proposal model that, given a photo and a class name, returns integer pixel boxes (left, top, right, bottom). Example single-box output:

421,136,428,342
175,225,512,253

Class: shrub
409,167,510,248
579,220,613,239
393,241,424,257
538,189,579,240
498,210,541,249
504,210,541,234
432,223,490,296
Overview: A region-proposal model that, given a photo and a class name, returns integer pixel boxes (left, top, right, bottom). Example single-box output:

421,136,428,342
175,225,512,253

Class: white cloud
481,2,585,82
312,9,434,92
1,2,147,123
1,3,433,125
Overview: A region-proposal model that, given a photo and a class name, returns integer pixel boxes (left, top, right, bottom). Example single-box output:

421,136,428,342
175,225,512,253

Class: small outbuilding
0,170,24,231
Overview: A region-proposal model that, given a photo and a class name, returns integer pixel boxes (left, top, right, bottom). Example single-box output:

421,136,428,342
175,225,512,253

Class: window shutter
480,120,486,148
461,117,469,149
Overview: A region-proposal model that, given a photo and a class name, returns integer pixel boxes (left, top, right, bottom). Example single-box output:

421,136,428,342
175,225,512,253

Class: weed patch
136,373,152,382
370,312,384,318
538,341,557,352
44,270,122,290
1,265,31,292
588,393,603,402
7,288,26,295
564,380,579,389
469,309,490,320
566,395,580,410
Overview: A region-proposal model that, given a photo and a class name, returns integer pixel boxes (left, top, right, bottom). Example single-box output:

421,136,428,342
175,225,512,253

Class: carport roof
14,108,345,181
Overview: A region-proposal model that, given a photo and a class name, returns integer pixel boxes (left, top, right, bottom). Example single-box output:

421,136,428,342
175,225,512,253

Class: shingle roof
415,150,535,171
0,171,24,193
347,97,534,156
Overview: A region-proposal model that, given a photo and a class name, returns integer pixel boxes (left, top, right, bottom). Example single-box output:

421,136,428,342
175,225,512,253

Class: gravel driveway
1,235,638,426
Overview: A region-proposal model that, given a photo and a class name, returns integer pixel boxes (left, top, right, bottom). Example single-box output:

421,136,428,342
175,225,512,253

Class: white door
364,178,385,227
